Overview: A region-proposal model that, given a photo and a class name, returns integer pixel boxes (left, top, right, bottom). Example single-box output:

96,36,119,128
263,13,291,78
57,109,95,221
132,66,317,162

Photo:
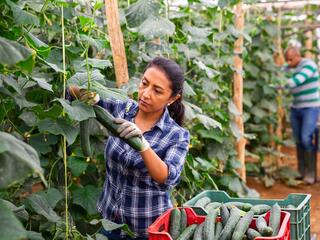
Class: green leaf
26,194,60,222
79,58,112,70
0,199,29,221
72,185,100,215
229,121,242,140
196,114,222,130
32,77,53,92
184,81,196,97
36,188,63,209
68,70,106,86
1,74,22,95
37,118,78,145
29,134,58,154
26,231,44,240
101,219,135,237
0,201,27,240
194,60,220,79
6,0,40,26
68,156,89,177
138,16,175,39
197,129,224,143
0,131,45,189
19,111,37,127
55,99,95,122
24,31,51,58
0,37,35,72
125,0,160,27
228,101,241,116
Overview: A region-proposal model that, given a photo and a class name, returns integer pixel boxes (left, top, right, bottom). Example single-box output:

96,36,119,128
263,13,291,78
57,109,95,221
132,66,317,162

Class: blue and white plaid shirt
96,98,190,239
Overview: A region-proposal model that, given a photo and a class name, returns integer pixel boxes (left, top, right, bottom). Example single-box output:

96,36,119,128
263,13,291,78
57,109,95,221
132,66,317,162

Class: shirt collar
125,102,171,133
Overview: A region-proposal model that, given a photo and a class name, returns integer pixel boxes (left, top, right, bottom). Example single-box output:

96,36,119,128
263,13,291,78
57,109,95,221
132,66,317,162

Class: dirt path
246,146,320,237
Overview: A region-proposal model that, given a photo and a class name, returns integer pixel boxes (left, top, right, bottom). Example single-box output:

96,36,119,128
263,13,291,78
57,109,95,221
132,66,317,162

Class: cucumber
225,202,253,212
246,228,261,240
80,119,91,157
180,208,188,232
231,210,254,240
218,207,242,240
203,208,219,240
220,204,230,227
194,196,211,208
193,222,204,240
269,203,281,236
205,202,221,212
177,224,197,240
93,105,144,151
251,204,271,215
256,215,273,236
170,208,181,240
214,222,223,240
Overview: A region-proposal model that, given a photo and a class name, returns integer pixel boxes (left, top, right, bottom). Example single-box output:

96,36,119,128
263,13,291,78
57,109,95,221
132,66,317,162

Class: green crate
183,190,311,240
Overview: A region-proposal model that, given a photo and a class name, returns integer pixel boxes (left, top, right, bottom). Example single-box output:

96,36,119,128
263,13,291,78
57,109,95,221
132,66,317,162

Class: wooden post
275,8,284,167
233,2,246,182
305,6,314,59
105,0,129,87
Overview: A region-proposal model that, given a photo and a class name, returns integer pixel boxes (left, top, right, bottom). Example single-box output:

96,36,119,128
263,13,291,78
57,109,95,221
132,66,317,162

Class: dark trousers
290,107,319,152
100,228,148,240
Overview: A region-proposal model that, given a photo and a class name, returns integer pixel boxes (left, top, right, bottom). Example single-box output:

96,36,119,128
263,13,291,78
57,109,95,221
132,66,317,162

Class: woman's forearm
140,148,168,184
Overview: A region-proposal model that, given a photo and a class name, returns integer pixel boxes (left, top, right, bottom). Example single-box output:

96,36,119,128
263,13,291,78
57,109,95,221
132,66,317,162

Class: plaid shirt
96,98,190,239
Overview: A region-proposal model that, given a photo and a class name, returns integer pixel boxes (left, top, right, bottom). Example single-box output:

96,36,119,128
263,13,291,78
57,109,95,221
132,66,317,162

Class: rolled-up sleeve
163,130,190,188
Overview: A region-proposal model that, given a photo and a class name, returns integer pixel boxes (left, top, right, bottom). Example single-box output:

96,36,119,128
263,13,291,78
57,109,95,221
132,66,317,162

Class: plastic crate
251,211,291,240
148,207,205,240
148,207,290,240
183,190,311,240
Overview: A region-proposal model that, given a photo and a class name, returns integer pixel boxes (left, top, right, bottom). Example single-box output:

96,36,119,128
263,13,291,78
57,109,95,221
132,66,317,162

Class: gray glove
113,118,150,152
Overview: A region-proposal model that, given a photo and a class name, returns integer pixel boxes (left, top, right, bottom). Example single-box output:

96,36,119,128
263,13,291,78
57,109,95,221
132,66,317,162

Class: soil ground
246,146,320,238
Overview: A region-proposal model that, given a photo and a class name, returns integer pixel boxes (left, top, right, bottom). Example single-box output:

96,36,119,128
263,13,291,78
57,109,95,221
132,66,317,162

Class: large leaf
79,58,112,70
26,231,45,240
32,77,53,92
24,31,51,58
0,199,29,221
100,219,134,238
125,0,160,27
0,37,35,72
196,114,222,130
36,188,64,209
72,185,100,215
138,16,175,39
68,156,89,177
6,0,40,26
25,194,60,222
55,99,95,122
0,201,27,240
0,131,45,189
37,118,78,145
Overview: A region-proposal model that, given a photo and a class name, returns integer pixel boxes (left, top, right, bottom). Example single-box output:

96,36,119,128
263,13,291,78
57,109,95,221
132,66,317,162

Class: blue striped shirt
96,98,190,238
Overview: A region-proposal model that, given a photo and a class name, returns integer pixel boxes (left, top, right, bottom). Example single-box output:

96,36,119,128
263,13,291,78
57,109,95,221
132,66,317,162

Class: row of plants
0,0,312,239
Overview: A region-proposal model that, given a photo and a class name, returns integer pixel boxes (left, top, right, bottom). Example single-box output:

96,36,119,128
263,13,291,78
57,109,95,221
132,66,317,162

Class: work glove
79,89,100,105
113,118,150,152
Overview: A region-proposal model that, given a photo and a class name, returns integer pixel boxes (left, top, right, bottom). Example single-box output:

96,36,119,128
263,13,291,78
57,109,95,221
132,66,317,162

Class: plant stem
61,5,69,239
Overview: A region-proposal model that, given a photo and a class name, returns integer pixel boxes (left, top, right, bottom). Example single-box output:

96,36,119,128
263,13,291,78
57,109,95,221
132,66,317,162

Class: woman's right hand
79,89,100,105
68,85,100,105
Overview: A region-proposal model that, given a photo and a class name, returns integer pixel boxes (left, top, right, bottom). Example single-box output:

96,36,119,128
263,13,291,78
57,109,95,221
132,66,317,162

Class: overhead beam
245,0,320,9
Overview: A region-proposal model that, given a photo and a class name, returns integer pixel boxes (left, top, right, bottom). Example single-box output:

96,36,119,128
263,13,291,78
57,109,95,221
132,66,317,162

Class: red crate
148,207,205,240
148,207,290,240
251,211,291,240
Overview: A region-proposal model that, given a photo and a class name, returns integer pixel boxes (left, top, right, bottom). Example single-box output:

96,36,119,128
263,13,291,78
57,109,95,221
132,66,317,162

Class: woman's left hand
113,118,150,152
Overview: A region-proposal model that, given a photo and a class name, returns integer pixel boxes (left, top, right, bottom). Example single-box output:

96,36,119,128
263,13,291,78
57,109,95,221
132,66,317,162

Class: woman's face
138,67,179,113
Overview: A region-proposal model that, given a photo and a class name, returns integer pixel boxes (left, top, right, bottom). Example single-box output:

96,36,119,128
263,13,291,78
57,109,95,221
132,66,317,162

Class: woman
69,57,189,239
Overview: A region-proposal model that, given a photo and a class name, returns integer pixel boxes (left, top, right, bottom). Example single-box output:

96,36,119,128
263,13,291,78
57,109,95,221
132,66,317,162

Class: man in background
284,46,319,185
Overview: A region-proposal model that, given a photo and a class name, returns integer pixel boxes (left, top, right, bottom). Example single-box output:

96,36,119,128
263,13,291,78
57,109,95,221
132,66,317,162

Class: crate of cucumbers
183,190,310,240
148,205,290,240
